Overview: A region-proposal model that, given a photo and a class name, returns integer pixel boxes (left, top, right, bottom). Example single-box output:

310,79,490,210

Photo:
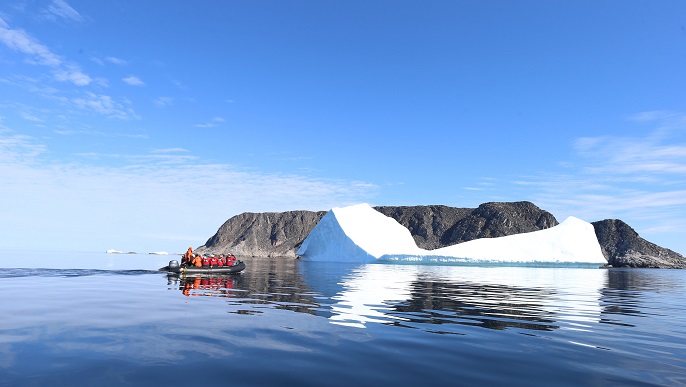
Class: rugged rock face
375,201,558,249
373,205,472,250
196,210,326,258
592,219,686,268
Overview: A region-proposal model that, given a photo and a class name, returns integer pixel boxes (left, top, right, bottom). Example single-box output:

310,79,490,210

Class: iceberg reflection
324,264,606,332
329,265,416,328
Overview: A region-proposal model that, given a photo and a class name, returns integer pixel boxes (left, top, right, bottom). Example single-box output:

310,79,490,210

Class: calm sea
1,251,685,386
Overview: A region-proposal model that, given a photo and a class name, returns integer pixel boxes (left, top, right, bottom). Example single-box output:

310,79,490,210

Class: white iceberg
297,203,607,265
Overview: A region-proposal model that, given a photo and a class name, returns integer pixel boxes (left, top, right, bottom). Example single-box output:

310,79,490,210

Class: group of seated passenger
181,247,238,268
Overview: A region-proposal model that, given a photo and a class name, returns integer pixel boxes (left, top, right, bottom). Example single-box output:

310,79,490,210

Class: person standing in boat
191,254,202,267
181,247,193,267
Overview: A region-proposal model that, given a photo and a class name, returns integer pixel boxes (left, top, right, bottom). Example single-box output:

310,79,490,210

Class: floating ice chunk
298,203,606,265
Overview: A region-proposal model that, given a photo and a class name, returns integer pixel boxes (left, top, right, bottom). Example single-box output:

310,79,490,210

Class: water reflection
167,273,240,297
167,257,321,316
599,268,685,327
317,265,606,333
163,257,685,337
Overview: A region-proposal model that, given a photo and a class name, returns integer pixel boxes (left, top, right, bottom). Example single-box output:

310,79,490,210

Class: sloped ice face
297,203,422,263
297,203,607,265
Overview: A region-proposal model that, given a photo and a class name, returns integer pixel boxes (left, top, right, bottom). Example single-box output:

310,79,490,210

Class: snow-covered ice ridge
297,203,607,265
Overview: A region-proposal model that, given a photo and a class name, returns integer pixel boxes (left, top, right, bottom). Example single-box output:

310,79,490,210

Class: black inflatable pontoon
161,260,246,274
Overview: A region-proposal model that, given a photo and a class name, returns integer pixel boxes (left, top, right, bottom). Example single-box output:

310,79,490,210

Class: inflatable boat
161,260,246,274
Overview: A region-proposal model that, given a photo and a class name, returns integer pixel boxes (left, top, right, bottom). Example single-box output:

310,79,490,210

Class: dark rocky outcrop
375,201,558,249
592,219,686,268
196,210,326,257
196,202,686,268
373,205,472,250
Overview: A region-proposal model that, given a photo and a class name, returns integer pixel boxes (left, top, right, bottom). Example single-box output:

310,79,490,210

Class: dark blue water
1,253,685,386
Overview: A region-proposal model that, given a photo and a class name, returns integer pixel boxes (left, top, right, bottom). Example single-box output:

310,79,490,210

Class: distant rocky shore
195,201,686,269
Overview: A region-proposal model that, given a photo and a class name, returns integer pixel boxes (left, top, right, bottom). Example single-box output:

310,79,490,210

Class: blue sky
1,1,685,254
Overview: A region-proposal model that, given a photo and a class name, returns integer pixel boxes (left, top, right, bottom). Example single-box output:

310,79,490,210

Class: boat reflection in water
167,273,240,297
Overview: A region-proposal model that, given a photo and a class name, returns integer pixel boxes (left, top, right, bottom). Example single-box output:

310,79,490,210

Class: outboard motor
168,260,180,271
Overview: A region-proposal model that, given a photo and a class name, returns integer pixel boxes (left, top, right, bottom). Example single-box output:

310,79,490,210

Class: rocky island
195,201,685,268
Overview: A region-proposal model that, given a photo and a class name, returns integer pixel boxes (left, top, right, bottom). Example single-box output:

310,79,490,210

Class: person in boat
201,255,210,268
217,255,225,267
191,254,203,267
227,253,237,266
181,249,192,267
209,254,218,267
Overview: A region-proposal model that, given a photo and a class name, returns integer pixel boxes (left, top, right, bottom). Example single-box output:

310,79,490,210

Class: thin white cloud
0,132,46,162
195,117,225,128
0,21,62,67
20,112,43,122
170,79,185,89
106,56,127,66
0,18,90,86
7,75,61,96
627,110,679,123
153,97,173,107
72,152,197,164
90,56,103,66
41,0,82,22
151,148,189,154
122,75,145,86
91,55,128,66
54,65,91,86
52,129,78,135
572,127,686,176
53,129,148,139
71,92,140,120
